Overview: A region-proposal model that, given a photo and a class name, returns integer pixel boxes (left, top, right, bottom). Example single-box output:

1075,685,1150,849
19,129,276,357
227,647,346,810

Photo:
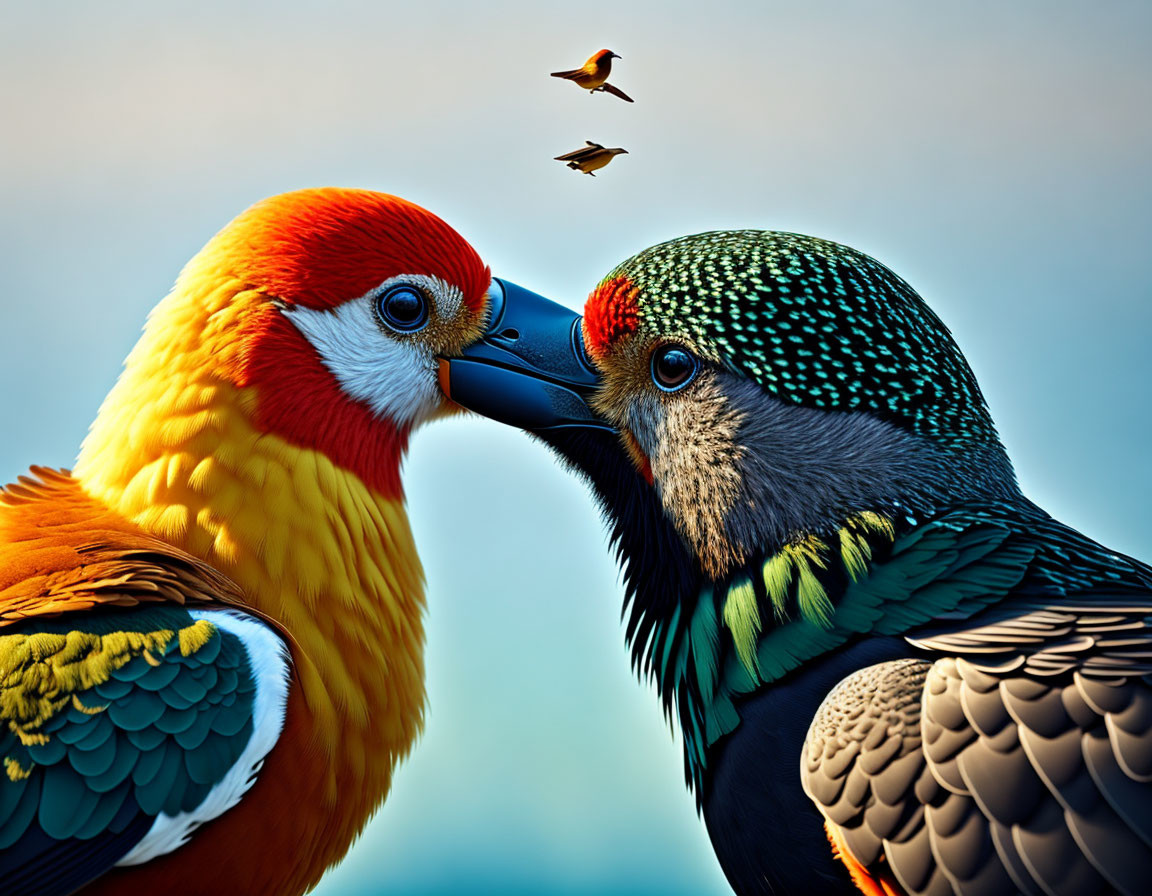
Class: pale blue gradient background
1,2,1150,893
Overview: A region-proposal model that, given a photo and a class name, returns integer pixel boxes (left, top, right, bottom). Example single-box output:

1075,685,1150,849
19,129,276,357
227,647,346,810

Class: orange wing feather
0,467,245,621
0,467,298,636
825,821,908,896
0,468,336,895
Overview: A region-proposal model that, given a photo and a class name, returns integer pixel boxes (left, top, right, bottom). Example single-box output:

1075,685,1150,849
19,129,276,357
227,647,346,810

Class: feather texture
0,188,491,894
543,228,1152,894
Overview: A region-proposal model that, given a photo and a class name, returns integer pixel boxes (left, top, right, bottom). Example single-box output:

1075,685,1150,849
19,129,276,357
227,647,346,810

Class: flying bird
555,141,628,176
0,188,503,896
551,49,634,102
443,231,1152,895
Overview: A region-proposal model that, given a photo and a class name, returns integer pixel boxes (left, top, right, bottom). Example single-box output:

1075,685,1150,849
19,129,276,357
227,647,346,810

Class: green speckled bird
441,232,1152,896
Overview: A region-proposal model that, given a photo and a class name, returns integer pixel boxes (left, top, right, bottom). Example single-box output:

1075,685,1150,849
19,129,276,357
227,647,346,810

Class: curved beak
438,279,613,433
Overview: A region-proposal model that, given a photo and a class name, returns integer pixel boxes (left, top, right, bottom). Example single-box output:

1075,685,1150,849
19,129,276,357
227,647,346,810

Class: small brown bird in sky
550,49,634,102
554,141,629,176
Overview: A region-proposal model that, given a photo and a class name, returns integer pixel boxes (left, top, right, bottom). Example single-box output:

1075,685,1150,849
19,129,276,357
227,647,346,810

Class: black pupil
381,287,425,329
656,347,694,387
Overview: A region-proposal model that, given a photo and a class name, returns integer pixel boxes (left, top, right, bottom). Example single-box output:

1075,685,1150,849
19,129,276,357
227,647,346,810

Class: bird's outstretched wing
550,69,582,79
598,82,634,103
0,469,291,896
801,515,1152,896
554,142,604,162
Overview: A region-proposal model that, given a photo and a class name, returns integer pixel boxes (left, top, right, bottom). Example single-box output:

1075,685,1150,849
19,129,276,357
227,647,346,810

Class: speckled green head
580,229,1016,580
584,230,997,449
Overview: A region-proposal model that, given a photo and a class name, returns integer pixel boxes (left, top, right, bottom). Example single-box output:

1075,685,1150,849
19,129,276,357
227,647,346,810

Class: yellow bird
554,141,629,176
550,49,634,102
0,188,498,896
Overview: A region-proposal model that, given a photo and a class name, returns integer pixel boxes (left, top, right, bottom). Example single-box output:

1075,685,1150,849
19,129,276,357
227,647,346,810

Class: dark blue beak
438,279,613,433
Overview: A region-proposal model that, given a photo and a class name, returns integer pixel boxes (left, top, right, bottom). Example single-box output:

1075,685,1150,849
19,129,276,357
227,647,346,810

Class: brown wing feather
550,69,582,79
553,142,603,162
924,656,1152,894
803,594,1152,896
599,82,634,103
909,596,1152,678
803,660,962,896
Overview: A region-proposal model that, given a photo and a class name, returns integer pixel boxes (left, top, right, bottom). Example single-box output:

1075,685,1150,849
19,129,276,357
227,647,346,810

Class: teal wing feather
676,512,1035,787
0,605,280,896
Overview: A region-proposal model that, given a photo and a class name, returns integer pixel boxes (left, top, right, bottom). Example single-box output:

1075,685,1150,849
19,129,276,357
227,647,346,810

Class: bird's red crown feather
584,275,640,356
211,187,490,312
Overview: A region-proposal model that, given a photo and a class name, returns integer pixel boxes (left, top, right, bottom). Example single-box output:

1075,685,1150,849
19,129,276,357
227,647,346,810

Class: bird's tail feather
550,70,581,79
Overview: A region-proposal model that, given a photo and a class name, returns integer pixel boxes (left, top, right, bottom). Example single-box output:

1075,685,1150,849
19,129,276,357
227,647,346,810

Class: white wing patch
285,274,462,429
116,608,291,866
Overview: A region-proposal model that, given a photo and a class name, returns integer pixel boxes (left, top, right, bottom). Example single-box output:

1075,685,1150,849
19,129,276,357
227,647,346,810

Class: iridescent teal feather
0,606,257,848
601,230,998,447
575,228,1152,830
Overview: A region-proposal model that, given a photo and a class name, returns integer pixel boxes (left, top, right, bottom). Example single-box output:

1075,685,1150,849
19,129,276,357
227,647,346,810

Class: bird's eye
376,285,429,333
651,344,698,392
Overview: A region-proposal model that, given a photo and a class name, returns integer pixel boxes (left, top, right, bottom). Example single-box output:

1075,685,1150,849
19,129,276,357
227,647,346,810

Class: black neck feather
534,428,701,675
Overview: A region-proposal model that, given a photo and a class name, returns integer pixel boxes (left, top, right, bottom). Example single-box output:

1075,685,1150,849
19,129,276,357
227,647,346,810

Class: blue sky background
1,2,1150,893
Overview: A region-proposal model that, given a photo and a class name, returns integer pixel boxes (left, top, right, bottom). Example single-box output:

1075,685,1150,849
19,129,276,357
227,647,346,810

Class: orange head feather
196,187,490,312
200,189,491,495
83,187,492,500
66,188,493,891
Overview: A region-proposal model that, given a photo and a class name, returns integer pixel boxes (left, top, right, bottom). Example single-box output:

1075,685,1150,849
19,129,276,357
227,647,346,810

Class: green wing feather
0,606,258,848
672,510,1036,793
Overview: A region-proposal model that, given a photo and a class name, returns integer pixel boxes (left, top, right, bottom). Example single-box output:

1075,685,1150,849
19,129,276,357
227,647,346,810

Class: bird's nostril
499,328,520,341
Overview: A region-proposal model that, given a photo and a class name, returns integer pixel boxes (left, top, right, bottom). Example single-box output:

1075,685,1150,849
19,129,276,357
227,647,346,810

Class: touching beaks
438,279,614,433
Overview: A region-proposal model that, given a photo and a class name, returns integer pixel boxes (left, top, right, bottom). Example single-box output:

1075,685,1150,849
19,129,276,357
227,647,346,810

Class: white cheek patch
284,284,442,429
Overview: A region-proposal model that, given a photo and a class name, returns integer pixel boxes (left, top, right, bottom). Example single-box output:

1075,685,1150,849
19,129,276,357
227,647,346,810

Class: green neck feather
721,511,897,676
654,504,1042,800
651,510,901,796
